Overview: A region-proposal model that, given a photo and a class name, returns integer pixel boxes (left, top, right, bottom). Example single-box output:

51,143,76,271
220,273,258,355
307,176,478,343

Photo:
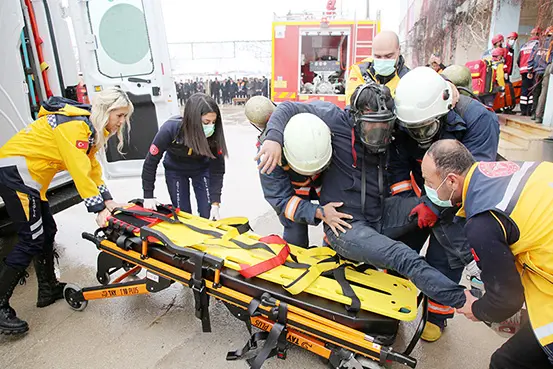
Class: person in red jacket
505,32,518,79
518,27,541,115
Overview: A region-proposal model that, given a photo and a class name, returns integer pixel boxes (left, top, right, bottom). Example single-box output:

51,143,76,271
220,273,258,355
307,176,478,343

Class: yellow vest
345,58,402,103
459,162,553,348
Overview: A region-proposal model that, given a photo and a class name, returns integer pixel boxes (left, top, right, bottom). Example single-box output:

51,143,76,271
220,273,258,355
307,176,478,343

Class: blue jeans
165,169,211,219
278,212,309,247
325,196,466,308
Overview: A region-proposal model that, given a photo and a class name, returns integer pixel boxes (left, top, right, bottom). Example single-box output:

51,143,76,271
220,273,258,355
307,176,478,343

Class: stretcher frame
64,223,427,369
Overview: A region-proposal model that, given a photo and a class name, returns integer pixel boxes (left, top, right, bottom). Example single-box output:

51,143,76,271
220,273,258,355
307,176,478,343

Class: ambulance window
87,1,154,78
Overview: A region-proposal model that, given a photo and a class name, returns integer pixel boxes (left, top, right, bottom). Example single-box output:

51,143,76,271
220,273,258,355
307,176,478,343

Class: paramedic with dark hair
422,139,553,369
141,93,227,220
256,83,467,312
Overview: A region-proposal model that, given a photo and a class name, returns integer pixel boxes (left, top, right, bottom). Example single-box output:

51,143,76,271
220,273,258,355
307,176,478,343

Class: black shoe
0,262,29,335
34,248,66,308
536,117,543,124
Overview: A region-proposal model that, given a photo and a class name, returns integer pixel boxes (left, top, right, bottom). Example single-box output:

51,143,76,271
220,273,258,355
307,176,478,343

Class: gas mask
351,83,396,153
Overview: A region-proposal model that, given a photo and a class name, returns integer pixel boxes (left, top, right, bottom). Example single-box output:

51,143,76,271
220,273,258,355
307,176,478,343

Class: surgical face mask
424,176,454,208
203,123,215,137
373,58,397,77
507,39,515,47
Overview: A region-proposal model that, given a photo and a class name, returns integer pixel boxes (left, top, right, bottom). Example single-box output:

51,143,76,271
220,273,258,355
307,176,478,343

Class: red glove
409,203,438,228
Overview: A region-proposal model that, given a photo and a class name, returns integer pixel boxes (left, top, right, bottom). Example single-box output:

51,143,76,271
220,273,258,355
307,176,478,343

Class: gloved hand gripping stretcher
64,201,428,368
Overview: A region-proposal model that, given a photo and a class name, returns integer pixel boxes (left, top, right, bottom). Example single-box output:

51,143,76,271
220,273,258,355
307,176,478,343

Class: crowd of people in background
175,77,269,106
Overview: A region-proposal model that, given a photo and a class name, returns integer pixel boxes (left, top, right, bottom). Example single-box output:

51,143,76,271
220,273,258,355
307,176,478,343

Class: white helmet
283,113,332,176
394,67,453,147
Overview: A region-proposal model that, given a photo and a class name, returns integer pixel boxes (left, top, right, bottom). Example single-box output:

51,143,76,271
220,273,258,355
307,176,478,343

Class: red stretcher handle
239,235,290,278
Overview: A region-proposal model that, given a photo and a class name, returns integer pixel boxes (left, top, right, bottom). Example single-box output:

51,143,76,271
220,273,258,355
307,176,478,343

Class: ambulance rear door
67,0,179,178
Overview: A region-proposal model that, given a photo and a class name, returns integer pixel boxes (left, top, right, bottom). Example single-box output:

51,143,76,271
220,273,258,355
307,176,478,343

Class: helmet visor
400,118,440,144
356,115,396,153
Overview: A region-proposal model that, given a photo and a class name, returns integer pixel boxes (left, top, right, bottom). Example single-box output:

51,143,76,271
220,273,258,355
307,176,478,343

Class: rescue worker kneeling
258,114,353,247
256,83,467,311
422,140,553,369
389,67,500,341
0,89,133,334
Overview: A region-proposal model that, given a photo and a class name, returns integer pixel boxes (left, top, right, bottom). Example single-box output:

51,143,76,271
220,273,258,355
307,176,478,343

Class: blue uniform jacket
388,96,499,197
142,116,225,202
259,156,323,225
528,36,553,75
264,101,384,224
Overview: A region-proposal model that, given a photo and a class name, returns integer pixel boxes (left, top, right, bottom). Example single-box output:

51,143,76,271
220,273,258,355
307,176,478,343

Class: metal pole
366,0,370,19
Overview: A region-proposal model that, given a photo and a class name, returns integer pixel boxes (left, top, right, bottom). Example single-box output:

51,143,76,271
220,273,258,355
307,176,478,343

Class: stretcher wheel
63,283,88,311
97,272,110,285
123,262,141,276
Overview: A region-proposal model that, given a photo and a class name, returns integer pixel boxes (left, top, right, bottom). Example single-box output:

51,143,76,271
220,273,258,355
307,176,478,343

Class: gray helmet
245,96,275,129
441,65,472,91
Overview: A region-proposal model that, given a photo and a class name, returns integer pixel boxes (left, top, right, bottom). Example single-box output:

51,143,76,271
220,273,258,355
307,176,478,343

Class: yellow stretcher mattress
113,206,418,321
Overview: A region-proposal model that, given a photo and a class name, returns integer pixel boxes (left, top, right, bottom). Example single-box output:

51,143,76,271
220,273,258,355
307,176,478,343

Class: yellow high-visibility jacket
0,98,111,213
458,161,553,351
345,57,408,103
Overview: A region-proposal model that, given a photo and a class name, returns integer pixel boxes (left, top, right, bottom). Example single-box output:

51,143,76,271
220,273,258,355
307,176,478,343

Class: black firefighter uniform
457,160,553,361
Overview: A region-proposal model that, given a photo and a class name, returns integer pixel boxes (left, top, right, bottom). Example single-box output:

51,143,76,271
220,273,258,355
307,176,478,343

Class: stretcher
64,201,427,368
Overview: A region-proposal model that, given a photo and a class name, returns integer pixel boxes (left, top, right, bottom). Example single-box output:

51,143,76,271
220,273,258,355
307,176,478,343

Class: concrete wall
488,0,521,48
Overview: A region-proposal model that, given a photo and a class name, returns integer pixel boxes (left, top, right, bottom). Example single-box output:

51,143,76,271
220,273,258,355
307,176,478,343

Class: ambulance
0,0,178,245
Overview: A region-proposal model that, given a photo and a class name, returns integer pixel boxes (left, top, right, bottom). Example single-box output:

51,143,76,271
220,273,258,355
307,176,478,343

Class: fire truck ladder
353,24,374,64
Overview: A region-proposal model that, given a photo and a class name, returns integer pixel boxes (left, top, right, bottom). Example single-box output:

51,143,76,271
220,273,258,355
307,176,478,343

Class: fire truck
271,3,380,108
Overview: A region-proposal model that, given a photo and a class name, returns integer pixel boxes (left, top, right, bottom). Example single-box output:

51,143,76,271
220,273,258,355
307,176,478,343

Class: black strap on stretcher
227,293,289,369
113,207,311,273
190,253,211,332
140,227,224,333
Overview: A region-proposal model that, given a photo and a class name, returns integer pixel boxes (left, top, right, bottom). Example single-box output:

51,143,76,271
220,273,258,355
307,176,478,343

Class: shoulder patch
46,115,58,128
149,144,159,156
478,161,520,178
76,140,89,150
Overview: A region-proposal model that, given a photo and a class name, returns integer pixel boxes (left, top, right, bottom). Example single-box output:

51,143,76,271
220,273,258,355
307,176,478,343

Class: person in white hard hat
254,83,469,312
388,66,500,342
256,112,347,247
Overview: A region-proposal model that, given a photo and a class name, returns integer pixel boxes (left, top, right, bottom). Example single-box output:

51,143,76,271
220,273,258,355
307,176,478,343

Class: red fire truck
271,9,379,108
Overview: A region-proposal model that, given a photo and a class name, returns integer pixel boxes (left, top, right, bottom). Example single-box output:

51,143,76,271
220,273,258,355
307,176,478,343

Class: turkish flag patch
76,140,89,150
149,144,159,155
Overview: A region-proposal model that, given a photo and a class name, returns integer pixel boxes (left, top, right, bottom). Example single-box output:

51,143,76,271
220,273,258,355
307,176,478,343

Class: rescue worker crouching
390,67,500,342
0,88,133,334
257,114,354,247
422,140,553,369
256,83,468,312
345,30,410,101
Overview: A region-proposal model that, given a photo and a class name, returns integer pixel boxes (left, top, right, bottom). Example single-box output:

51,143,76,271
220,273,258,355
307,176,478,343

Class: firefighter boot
0,262,29,335
421,322,443,342
34,248,66,308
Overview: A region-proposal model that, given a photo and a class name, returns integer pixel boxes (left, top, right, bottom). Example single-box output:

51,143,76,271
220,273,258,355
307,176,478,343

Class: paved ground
0,105,506,369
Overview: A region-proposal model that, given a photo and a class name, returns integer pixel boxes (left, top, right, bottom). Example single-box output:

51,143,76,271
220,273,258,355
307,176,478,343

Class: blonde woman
0,88,133,334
